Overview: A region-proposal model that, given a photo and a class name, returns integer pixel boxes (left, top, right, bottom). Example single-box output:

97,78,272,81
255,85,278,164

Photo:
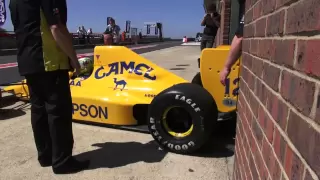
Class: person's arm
61,26,74,45
40,0,79,68
201,14,207,26
223,35,243,70
220,9,244,85
220,32,243,85
223,22,244,70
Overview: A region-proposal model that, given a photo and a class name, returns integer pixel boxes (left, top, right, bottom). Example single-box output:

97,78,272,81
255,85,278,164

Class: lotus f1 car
3,45,240,154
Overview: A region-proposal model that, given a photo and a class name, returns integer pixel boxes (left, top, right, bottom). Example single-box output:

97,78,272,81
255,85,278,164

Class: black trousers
25,70,74,168
200,39,214,51
87,35,91,44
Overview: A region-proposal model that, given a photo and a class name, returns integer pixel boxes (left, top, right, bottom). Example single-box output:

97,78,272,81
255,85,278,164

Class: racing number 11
224,77,240,96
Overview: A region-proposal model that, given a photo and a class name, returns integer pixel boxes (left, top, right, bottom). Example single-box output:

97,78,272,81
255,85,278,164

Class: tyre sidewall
191,72,203,87
148,91,212,153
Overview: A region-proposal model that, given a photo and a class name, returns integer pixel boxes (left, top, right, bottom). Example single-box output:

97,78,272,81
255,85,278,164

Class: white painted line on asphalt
181,42,201,46
0,63,18,69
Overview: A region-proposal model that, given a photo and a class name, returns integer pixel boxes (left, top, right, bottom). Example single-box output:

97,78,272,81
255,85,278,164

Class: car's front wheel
147,83,218,154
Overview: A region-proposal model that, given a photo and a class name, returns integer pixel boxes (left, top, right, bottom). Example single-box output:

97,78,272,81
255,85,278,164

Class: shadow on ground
0,97,29,120
74,140,167,169
75,117,237,170
191,117,237,158
0,96,19,108
0,109,26,120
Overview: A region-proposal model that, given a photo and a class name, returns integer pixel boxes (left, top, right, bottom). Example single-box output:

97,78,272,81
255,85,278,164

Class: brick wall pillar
215,0,231,46
233,0,320,179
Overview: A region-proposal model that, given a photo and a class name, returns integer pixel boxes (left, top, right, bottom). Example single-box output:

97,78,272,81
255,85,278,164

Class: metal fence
0,31,165,50
0,31,105,49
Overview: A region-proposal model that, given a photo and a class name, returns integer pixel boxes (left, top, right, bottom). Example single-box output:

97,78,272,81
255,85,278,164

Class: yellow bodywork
4,79,29,100
5,46,187,125
4,45,240,125
200,45,240,113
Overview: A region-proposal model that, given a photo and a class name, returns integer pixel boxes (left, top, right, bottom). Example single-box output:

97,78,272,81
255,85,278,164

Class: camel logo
113,78,127,91
94,62,156,81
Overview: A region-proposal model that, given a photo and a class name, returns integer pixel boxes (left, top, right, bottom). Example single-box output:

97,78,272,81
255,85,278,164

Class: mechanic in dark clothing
220,0,245,85
9,0,90,174
200,3,221,50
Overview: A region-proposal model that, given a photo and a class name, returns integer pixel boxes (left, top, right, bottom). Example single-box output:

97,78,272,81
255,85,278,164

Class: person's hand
220,67,231,86
73,67,81,76
70,58,81,76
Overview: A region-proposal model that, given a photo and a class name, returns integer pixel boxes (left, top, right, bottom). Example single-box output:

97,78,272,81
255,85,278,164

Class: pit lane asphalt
0,41,181,85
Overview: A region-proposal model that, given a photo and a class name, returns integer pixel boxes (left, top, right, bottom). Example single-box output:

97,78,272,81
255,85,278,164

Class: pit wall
233,0,319,179
0,32,170,56
0,34,165,50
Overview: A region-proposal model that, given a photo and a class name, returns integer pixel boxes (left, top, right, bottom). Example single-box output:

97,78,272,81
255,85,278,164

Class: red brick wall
222,0,231,44
215,0,231,46
233,0,320,179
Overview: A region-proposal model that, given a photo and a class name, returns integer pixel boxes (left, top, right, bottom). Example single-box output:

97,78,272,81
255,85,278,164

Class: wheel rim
162,106,193,138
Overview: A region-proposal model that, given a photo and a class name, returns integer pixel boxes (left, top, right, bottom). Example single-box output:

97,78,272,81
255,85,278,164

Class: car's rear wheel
147,83,218,154
191,72,203,87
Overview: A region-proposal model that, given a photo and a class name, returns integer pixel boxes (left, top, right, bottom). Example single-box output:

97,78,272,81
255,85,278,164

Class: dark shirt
235,0,245,36
9,0,69,76
202,13,221,39
103,25,120,35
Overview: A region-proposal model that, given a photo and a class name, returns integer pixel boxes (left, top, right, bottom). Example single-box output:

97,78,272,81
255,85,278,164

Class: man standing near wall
103,18,121,45
9,0,90,174
200,3,221,50
87,28,93,44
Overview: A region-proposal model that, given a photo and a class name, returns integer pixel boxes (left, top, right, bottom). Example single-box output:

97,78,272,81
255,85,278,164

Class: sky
1,0,205,38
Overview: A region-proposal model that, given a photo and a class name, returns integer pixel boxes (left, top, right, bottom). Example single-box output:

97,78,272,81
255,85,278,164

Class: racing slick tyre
191,72,203,87
197,58,200,68
147,83,218,154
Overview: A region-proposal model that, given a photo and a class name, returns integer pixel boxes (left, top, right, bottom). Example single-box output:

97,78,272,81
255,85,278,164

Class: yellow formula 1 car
3,45,240,154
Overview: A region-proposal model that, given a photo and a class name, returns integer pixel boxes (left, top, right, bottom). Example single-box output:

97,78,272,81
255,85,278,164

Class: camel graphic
113,78,127,91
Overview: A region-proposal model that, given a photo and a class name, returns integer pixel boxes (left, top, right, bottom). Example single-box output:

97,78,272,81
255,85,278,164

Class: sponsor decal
69,80,82,87
223,77,240,107
113,78,127,91
175,95,201,112
149,117,196,151
145,94,156,98
94,61,156,81
72,103,108,120
69,76,89,87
